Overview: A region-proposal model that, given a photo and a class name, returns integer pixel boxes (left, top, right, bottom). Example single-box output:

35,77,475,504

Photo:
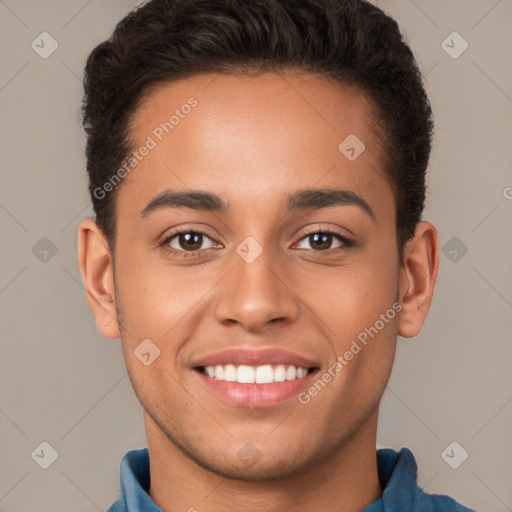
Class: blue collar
107,446,476,511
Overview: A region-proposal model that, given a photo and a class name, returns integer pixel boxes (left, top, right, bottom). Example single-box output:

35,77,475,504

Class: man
78,0,477,510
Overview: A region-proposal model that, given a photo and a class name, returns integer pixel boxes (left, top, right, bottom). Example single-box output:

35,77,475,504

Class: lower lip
193,369,319,408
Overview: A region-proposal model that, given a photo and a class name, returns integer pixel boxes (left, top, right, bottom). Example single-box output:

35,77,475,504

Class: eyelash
160,228,356,259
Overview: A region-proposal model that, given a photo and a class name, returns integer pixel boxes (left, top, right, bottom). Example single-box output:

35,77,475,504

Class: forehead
121,71,392,220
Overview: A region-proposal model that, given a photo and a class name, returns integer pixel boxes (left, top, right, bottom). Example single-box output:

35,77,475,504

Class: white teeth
255,364,274,384
237,365,254,383
285,365,296,380
296,367,308,378
224,364,237,381
274,364,286,382
203,364,310,383
214,365,224,380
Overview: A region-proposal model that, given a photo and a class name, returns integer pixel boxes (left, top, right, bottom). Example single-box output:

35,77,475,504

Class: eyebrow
141,187,375,221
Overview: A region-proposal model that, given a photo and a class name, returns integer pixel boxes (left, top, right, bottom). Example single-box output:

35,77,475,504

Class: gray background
0,0,511,510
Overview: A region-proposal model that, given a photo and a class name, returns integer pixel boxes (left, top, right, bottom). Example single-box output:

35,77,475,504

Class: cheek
114,250,204,332
299,244,400,385
307,260,399,333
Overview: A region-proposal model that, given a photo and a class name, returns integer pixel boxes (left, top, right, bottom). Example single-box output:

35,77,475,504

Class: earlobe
77,218,121,339
397,221,440,339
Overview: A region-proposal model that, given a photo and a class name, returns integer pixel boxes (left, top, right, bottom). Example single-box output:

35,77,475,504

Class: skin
78,71,439,512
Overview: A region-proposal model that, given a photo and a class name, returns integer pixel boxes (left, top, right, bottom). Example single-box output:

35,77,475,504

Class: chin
197,453,313,482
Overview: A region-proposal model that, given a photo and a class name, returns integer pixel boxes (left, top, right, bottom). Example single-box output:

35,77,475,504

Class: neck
145,410,382,512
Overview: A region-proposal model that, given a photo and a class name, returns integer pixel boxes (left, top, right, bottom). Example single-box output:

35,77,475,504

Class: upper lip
191,348,320,369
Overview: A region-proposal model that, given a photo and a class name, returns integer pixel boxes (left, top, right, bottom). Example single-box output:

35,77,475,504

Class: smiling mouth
195,364,319,384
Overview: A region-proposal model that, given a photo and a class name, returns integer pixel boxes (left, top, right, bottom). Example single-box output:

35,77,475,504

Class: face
80,71,437,481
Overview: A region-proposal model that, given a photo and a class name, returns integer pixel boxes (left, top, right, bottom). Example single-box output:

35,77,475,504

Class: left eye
296,231,349,251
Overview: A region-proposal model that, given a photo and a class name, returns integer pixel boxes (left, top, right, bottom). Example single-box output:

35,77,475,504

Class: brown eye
308,233,336,250
176,232,203,251
297,230,352,251
163,230,216,253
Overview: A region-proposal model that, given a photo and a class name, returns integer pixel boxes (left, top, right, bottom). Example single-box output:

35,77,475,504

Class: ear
398,220,440,338
77,218,121,339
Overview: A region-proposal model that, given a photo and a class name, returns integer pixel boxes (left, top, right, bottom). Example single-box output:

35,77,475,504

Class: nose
214,244,301,332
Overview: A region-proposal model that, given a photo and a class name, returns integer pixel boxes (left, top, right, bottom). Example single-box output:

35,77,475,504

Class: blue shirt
106,446,477,511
